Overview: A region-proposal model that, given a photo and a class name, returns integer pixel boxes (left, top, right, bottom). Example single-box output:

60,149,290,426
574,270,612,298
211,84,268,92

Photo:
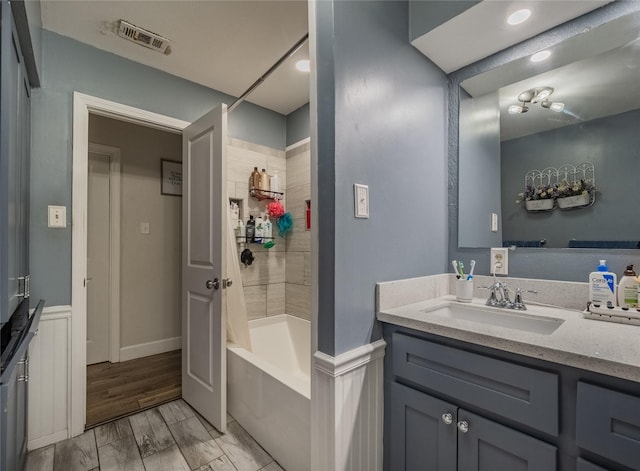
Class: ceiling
41,0,310,115
412,0,611,74
459,10,640,141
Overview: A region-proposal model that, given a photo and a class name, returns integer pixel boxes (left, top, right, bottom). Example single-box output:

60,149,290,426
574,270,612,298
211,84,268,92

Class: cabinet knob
442,413,453,425
457,420,469,433
18,375,29,382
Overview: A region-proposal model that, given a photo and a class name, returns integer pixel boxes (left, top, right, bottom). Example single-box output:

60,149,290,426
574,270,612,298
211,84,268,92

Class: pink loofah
267,200,285,219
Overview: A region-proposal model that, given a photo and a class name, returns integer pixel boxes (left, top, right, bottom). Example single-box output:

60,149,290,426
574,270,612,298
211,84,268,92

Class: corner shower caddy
523,162,595,212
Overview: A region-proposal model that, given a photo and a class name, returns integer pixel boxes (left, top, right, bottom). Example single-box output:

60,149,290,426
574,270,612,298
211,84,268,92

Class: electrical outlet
490,247,508,275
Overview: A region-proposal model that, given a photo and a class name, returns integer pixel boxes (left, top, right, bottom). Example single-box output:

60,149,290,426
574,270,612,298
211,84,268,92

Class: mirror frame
447,2,640,282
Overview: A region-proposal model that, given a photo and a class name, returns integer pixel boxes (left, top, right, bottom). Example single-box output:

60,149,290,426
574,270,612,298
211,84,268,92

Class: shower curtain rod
228,33,309,113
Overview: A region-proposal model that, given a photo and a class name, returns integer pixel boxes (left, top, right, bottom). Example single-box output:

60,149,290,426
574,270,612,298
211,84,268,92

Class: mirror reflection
458,11,640,249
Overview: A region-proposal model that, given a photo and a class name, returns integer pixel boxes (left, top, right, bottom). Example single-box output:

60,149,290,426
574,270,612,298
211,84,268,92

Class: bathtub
227,314,310,471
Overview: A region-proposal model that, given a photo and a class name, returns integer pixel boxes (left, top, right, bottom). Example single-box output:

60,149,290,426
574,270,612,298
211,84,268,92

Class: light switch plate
140,222,150,234
48,205,66,228
491,213,499,232
354,184,369,218
490,247,508,275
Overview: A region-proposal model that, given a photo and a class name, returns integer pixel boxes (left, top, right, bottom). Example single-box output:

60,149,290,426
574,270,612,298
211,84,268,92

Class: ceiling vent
117,20,171,54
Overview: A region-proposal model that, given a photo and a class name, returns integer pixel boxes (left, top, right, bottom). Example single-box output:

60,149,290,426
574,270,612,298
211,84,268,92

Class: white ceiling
458,10,640,141
41,0,310,115
412,0,611,74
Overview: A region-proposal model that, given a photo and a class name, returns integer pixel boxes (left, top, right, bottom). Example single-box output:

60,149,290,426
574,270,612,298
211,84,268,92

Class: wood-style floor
86,349,182,428
26,399,283,471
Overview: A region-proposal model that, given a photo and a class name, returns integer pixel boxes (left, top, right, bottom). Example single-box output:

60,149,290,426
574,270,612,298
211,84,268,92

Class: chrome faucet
481,282,536,310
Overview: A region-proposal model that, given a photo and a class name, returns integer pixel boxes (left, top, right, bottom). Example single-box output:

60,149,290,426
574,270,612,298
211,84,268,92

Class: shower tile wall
285,141,311,320
227,138,286,319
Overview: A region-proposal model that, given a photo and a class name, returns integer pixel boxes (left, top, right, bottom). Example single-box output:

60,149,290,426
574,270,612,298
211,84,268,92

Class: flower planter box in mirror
525,199,554,211
557,193,590,209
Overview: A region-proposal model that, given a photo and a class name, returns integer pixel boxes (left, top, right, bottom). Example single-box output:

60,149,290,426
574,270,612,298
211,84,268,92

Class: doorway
84,113,184,427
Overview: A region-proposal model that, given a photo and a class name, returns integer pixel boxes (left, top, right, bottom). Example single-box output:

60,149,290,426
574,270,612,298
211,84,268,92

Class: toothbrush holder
456,278,474,303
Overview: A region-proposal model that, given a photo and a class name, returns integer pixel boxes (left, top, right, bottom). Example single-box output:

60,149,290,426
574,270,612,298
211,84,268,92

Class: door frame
71,92,189,436
87,142,121,364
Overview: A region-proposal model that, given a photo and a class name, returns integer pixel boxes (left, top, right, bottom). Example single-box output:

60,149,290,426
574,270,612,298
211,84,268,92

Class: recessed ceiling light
295,60,310,72
531,50,551,62
507,9,531,26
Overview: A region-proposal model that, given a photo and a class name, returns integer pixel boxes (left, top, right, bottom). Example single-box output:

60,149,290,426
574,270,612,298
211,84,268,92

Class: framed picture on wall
161,159,182,196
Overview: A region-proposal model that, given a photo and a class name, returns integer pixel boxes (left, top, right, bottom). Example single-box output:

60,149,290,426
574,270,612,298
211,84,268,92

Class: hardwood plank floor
86,350,181,427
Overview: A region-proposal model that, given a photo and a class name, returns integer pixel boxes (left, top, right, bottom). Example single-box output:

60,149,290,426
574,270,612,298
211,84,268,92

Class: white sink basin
422,303,565,335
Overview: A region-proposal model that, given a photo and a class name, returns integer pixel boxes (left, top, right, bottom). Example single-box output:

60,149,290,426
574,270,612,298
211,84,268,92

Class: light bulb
536,87,553,101
295,60,310,72
531,50,551,62
550,102,565,112
507,9,531,26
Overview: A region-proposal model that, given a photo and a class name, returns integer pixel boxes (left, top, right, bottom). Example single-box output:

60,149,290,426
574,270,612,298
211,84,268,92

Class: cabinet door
390,382,457,471
0,363,19,471
457,410,557,471
15,355,28,470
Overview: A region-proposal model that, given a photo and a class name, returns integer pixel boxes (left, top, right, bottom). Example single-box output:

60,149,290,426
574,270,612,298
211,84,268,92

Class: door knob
223,278,233,289
457,420,469,433
206,278,220,290
442,413,453,425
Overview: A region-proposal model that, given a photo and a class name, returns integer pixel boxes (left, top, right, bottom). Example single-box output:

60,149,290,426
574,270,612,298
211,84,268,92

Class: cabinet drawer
392,332,558,435
576,382,640,469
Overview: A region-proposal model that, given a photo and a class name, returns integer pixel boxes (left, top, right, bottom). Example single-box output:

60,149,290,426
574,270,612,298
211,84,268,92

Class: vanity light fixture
295,59,310,72
531,50,551,62
509,87,565,114
507,9,531,26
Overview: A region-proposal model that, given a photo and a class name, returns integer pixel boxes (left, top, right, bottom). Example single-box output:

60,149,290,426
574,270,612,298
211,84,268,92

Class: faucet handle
513,288,537,310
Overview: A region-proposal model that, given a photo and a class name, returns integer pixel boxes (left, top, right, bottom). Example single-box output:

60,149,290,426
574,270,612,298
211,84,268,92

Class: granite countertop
377,294,640,383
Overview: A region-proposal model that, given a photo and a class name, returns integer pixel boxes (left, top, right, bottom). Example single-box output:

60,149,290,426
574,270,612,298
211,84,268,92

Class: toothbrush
457,261,465,278
467,260,476,280
452,260,460,279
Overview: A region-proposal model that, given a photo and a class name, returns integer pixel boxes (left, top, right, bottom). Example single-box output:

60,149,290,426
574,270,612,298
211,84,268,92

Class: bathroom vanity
377,276,640,471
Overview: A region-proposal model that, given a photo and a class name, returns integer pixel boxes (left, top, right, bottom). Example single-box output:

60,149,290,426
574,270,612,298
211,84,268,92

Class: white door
182,104,228,432
87,152,110,365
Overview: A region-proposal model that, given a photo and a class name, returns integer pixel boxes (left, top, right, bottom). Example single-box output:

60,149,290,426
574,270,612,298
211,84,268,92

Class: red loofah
267,200,285,219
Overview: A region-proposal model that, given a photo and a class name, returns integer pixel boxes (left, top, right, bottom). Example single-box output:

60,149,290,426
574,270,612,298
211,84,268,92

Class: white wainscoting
119,336,181,362
312,339,386,471
28,305,72,450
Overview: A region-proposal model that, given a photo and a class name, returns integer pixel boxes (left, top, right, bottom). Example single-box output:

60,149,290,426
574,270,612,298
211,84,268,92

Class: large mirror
458,9,640,249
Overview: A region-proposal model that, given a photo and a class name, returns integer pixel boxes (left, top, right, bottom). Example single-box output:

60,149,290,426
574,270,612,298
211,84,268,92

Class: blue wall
501,109,640,248
313,0,449,356
286,102,310,146
448,1,640,282
30,30,287,306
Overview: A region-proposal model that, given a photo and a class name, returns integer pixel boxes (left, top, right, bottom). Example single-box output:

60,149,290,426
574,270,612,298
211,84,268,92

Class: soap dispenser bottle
589,260,617,307
618,265,638,308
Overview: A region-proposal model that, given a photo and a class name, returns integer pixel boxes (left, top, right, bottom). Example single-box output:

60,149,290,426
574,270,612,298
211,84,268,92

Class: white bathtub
227,314,310,471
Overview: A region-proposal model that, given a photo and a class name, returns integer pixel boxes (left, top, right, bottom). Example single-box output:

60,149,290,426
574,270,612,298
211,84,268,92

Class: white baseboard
28,430,68,451
119,336,181,362
312,339,386,471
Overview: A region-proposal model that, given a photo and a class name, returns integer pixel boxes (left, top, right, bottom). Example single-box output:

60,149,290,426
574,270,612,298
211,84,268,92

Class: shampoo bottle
264,215,272,240
270,170,281,194
618,265,638,308
237,219,245,244
250,167,260,196
589,260,617,307
255,216,264,244
246,215,255,243
260,168,270,193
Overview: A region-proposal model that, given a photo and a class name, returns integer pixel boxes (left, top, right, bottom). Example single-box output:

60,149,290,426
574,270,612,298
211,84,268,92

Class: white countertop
378,295,640,383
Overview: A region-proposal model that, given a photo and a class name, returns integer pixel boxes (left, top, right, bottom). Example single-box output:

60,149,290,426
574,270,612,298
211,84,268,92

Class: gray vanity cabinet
390,376,557,471
390,382,457,470
576,382,640,470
